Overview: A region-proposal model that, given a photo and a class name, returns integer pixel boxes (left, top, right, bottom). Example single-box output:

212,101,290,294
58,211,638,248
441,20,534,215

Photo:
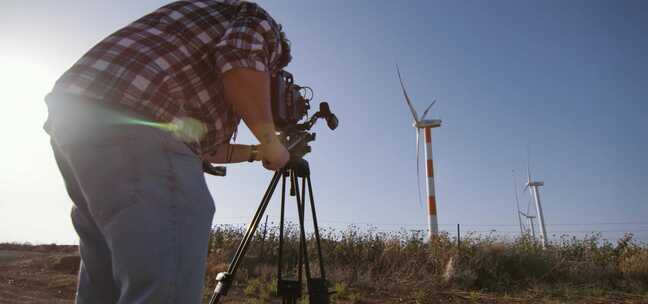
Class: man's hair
276,24,292,70
233,1,292,70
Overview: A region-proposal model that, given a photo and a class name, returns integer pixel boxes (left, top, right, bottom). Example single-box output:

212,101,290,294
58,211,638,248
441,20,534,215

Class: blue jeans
47,99,215,304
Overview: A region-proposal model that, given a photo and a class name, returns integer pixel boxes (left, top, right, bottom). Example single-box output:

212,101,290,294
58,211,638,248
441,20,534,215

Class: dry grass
1,229,647,303
205,225,648,303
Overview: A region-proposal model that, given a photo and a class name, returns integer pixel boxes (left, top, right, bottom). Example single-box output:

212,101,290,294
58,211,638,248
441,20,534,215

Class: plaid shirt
49,0,287,153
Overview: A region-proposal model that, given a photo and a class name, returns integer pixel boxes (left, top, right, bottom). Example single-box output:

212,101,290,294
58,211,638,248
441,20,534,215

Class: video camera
271,70,338,133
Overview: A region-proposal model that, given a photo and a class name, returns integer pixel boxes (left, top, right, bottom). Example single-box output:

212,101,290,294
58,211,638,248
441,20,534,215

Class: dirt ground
0,249,76,304
1,247,647,304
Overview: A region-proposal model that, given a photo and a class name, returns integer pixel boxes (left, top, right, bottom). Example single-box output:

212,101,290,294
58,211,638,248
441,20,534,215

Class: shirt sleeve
214,13,283,74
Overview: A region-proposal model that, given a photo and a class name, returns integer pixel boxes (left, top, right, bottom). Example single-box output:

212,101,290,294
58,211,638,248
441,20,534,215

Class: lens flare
121,116,207,143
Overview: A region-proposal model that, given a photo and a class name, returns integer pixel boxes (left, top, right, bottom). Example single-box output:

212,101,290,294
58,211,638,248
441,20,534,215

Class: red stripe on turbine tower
426,160,434,177
423,127,439,236
428,196,437,215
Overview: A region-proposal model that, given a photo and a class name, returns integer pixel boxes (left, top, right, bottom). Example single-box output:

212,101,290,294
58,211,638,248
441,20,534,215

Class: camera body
271,70,310,131
269,69,338,160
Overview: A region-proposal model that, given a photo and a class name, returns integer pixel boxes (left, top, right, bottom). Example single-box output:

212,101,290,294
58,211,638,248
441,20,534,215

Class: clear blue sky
1,0,646,244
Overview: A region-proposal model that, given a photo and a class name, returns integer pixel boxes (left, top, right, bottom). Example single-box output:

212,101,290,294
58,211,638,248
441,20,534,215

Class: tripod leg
209,171,282,304
292,173,312,284
277,172,303,303
227,171,281,275
278,173,286,280
293,171,303,288
302,173,331,304
306,175,327,279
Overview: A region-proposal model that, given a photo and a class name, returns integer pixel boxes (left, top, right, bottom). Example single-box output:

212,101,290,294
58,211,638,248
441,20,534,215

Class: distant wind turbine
524,154,548,248
514,170,537,238
396,65,442,239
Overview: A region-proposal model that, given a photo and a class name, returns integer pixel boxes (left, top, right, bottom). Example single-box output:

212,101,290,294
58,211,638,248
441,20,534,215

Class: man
44,0,290,303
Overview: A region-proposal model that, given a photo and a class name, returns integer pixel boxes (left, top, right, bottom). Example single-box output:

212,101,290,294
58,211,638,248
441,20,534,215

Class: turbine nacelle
414,119,442,129
518,211,535,219
524,181,544,191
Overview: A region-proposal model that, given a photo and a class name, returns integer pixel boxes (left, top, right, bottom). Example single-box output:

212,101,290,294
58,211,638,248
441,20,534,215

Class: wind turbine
513,170,536,238
397,65,442,239
524,155,548,248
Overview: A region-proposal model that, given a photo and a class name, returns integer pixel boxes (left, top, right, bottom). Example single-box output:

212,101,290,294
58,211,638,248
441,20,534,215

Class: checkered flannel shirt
49,0,287,154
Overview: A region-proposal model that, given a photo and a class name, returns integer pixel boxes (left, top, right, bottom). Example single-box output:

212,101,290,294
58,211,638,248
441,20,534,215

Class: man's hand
259,139,289,171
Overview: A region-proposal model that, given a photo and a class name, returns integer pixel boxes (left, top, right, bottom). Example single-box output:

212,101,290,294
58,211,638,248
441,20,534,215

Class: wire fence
211,216,648,238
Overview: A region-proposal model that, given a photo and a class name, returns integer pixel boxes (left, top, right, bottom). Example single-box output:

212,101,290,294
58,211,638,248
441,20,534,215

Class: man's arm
222,68,276,144
219,68,289,170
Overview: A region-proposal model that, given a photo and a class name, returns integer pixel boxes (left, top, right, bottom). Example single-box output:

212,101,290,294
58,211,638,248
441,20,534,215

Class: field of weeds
1,227,647,303
204,224,648,303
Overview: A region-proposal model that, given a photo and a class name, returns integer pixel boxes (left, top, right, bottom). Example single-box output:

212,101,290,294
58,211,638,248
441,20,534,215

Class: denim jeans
46,99,215,304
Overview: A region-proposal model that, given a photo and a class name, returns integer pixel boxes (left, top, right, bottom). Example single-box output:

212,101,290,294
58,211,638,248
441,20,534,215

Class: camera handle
209,159,330,304
300,102,339,132
203,162,227,176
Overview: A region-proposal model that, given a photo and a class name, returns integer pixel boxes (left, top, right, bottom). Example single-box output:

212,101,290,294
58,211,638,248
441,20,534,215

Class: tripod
209,157,330,304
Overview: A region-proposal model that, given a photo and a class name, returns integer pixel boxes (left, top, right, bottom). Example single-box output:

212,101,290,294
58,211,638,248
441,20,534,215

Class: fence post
457,224,461,250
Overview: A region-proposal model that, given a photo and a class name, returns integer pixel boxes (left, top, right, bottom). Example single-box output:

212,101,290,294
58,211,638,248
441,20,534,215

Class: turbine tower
523,213,537,238
397,65,442,239
525,158,548,248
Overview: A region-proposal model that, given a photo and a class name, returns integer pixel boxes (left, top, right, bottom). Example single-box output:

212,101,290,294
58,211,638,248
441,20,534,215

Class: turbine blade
513,170,524,235
416,129,424,209
520,220,527,234
526,145,532,183
526,196,533,215
396,65,419,122
421,99,437,121
514,172,522,212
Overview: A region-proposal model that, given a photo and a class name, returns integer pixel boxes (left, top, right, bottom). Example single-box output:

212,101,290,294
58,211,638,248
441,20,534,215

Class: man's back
50,0,286,152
